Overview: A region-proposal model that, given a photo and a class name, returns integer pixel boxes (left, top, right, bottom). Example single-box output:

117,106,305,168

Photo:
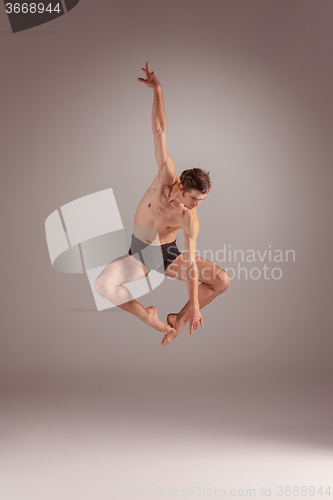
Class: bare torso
133,174,194,245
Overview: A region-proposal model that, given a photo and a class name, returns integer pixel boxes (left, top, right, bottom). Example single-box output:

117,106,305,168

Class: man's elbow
153,124,166,138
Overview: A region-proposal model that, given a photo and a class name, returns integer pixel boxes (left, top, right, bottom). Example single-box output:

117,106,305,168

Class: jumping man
95,62,231,346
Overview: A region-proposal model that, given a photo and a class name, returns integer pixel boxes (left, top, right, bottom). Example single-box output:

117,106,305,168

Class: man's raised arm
137,62,175,181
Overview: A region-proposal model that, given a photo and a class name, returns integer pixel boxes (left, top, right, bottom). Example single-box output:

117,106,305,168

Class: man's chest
149,199,184,227
137,190,184,228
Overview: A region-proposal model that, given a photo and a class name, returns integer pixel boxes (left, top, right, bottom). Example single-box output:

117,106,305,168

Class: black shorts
128,234,181,274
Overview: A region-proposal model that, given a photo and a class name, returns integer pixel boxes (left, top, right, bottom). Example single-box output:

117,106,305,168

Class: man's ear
179,184,183,193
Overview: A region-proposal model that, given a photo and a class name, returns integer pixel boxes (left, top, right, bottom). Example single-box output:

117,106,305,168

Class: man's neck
168,183,182,204
168,185,190,210
168,181,177,198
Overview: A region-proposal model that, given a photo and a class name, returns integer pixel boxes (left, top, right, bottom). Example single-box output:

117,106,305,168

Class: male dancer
96,62,230,346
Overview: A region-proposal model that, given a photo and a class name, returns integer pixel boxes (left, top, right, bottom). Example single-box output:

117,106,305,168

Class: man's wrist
190,300,200,310
154,84,162,94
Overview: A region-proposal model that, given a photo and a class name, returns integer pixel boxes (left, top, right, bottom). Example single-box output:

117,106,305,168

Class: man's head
178,168,211,209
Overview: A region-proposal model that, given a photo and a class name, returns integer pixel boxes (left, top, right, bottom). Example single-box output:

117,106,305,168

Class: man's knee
95,275,105,297
95,274,113,298
213,269,231,294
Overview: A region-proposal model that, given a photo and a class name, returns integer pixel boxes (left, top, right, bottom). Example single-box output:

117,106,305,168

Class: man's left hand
183,305,204,336
137,61,161,91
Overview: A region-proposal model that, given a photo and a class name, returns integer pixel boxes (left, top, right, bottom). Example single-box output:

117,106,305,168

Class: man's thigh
165,254,226,285
99,254,148,286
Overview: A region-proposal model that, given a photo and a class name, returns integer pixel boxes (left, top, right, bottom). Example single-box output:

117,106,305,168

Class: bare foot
160,313,187,346
146,306,176,335
167,313,178,331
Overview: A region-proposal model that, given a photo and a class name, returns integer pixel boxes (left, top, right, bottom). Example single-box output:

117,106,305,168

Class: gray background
1,1,332,498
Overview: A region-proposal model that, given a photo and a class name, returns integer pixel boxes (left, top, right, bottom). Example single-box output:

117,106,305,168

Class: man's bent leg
161,255,231,344
95,255,175,335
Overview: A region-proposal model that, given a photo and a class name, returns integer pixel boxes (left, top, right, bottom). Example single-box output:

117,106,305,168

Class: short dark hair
179,168,211,194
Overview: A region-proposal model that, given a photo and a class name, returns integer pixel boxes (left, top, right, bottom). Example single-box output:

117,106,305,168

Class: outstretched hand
137,61,161,90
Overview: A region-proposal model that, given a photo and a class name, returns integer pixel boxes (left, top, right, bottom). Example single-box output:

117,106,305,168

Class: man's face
180,187,207,209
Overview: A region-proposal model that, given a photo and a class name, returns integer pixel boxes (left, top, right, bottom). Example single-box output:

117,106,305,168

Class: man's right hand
137,61,161,91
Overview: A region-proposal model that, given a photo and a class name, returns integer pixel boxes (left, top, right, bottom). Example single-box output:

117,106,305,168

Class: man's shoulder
145,173,178,203
150,172,179,195
157,171,179,187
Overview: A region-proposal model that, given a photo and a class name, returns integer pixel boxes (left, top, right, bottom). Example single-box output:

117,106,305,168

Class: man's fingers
200,317,204,328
